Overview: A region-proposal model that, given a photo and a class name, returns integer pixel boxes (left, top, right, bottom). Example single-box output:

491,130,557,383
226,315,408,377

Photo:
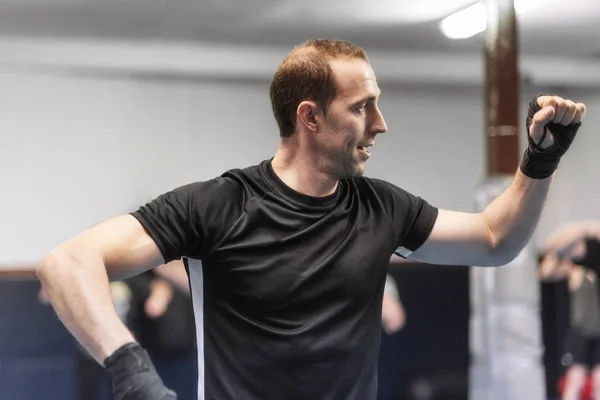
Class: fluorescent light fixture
440,2,487,40
440,0,545,40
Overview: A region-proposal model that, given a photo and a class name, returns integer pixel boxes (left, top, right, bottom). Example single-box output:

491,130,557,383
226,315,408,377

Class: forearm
36,250,135,365
482,169,554,261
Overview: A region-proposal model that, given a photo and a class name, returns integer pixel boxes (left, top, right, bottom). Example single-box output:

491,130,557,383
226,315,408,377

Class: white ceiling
0,0,599,59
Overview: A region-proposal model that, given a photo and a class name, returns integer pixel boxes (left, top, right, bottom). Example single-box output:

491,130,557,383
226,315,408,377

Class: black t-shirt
131,159,438,400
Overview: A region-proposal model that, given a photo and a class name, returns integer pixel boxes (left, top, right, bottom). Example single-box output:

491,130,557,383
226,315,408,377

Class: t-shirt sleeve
130,177,244,263
370,179,439,258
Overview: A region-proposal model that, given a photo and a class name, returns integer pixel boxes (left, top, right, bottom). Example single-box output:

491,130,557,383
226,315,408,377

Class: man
539,223,600,399
35,39,586,400
540,221,600,280
559,261,600,400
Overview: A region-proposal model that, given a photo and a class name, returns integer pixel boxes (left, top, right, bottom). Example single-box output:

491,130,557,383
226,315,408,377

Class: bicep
54,214,165,280
407,209,497,266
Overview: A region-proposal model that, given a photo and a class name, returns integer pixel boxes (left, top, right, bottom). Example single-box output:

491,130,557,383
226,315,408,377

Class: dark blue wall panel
0,280,77,400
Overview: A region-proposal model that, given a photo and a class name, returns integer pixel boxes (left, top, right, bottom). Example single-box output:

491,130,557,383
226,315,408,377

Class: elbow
35,252,68,305
36,250,73,284
482,240,526,268
471,229,523,267
36,252,61,283
36,247,103,283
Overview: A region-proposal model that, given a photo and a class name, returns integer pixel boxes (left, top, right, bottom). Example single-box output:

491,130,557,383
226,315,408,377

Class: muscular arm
35,215,165,364
406,94,585,267
410,170,552,266
35,179,242,366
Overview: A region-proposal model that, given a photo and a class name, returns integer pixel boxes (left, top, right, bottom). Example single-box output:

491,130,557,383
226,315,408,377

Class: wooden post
469,1,546,399
485,0,520,175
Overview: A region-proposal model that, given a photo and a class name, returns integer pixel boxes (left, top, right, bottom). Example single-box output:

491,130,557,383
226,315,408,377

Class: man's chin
350,162,366,178
330,158,366,179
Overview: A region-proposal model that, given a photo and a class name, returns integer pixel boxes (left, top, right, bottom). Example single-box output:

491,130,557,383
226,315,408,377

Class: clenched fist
520,94,586,179
528,95,586,149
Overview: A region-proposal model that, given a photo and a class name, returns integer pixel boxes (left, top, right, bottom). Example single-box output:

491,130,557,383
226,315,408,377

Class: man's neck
271,146,338,198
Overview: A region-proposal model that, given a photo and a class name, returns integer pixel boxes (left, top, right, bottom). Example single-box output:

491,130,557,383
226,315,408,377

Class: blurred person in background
540,222,600,400
381,273,406,335
129,261,197,400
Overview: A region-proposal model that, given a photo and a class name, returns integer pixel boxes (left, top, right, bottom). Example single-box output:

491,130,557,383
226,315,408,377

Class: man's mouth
357,143,373,156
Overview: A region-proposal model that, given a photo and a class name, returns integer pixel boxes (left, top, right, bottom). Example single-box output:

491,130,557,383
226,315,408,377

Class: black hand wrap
104,342,178,400
519,95,581,179
572,237,600,275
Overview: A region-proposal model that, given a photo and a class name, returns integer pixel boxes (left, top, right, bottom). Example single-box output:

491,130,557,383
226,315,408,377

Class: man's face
315,58,388,179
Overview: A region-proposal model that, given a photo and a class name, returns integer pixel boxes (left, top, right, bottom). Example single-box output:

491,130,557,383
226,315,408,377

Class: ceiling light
440,2,487,40
440,0,545,40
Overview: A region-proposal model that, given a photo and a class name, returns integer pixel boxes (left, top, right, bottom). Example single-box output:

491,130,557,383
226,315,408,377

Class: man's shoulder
164,162,264,207
220,160,273,193
222,160,266,181
348,176,429,212
179,160,267,191
195,159,278,205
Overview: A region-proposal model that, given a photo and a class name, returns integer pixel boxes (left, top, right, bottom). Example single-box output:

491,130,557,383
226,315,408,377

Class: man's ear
297,101,321,132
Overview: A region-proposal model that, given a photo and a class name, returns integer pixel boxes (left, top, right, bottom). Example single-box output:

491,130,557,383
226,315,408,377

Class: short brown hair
269,39,369,138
